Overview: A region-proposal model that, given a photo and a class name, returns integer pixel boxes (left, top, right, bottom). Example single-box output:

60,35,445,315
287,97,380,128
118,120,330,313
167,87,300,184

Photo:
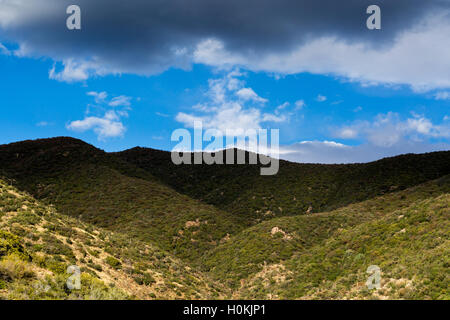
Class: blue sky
1,1,449,163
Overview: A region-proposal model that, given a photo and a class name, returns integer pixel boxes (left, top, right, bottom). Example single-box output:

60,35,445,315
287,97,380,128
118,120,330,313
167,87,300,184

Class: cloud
67,110,126,140
193,13,450,92
316,94,327,102
175,70,287,134
279,140,450,164
227,136,450,164
1,0,449,90
36,121,51,127
67,91,132,140
435,91,450,100
0,42,10,55
294,100,305,110
336,127,359,139
275,102,290,114
87,91,107,103
108,95,132,107
334,112,450,147
236,88,267,103
49,59,94,82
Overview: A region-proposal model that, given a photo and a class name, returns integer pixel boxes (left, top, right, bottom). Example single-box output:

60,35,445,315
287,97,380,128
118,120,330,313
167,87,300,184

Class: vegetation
117,146,450,222
204,176,450,299
0,178,228,299
0,137,448,300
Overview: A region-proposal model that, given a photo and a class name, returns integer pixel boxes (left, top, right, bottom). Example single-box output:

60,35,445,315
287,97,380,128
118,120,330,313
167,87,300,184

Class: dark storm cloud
0,0,448,78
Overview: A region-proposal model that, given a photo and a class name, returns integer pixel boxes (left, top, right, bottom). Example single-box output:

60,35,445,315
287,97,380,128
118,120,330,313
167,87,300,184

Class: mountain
117,145,450,220
0,178,228,299
201,175,450,299
0,138,245,262
0,137,449,300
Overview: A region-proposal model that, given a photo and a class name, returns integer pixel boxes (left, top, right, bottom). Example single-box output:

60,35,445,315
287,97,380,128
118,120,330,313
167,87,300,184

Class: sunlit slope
0,178,228,299
200,176,450,299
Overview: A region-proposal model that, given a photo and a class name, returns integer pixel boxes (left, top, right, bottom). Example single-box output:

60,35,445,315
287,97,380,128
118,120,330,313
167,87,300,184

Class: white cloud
109,95,132,107
193,38,247,68
435,91,450,100
316,94,327,102
67,110,126,140
175,70,286,134
337,127,359,139
36,121,50,127
279,140,450,164
236,88,267,103
275,102,290,114
294,100,305,110
334,112,450,147
262,113,286,123
87,91,108,104
176,103,264,135
48,58,116,83
49,60,91,83
67,91,132,140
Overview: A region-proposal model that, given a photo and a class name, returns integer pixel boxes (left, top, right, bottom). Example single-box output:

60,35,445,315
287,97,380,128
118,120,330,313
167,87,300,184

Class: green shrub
0,254,35,281
105,256,121,270
0,231,30,261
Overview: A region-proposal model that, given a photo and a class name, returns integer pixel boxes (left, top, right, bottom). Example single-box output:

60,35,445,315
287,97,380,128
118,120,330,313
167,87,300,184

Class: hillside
0,137,449,300
0,138,245,262
237,185,450,300
117,147,450,223
199,175,450,299
0,178,228,299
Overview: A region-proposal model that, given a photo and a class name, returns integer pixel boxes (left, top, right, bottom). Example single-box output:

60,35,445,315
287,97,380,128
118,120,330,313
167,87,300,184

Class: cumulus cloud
334,112,450,147
0,0,449,90
175,70,287,134
67,91,132,140
67,110,126,140
49,59,93,82
236,88,267,103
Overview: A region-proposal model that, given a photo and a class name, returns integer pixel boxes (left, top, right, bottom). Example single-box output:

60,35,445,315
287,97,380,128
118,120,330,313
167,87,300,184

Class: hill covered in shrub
0,137,449,300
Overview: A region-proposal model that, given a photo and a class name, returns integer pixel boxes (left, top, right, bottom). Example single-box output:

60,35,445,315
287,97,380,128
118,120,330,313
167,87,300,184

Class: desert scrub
0,254,35,281
9,211,41,225
0,230,30,261
105,256,122,269
132,271,156,286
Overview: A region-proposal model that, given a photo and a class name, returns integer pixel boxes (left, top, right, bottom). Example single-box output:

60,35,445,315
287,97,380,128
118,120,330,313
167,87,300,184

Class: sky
0,0,449,163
